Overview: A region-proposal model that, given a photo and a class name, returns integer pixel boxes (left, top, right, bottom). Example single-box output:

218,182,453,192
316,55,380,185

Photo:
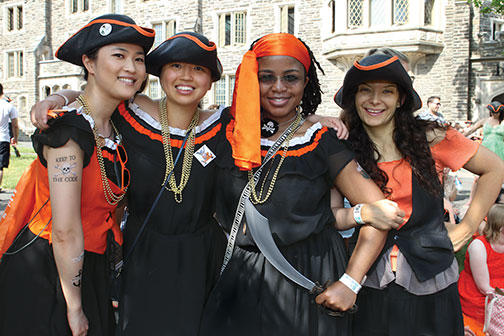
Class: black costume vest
375,173,454,282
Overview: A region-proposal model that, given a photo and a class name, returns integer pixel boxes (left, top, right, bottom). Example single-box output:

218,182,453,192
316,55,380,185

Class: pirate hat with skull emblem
56,14,155,66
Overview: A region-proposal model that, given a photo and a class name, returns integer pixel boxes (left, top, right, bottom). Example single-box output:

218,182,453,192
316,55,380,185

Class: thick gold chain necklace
248,112,303,204
159,97,200,203
76,95,126,206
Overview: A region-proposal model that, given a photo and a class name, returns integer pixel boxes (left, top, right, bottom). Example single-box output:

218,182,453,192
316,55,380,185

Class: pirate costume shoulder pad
32,109,95,168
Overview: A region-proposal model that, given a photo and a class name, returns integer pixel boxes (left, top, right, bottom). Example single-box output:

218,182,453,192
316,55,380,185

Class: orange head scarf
230,33,311,171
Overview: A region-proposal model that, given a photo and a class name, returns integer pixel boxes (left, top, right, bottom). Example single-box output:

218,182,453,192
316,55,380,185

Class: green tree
468,0,504,14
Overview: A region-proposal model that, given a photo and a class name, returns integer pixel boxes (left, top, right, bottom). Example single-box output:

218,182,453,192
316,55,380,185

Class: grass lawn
3,145,37,190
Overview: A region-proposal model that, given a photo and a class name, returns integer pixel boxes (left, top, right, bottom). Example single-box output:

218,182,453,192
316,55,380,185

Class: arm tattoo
71,251,84,263
52,155,78,183
356,162,371,179
72,269,82,287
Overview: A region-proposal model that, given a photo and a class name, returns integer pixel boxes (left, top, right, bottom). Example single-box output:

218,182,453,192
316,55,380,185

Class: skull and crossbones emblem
55,163,77,177
262,121,276,134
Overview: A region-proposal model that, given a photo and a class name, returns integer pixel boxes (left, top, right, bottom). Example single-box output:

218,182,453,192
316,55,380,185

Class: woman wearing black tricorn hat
0,14,154,335
31,31,228,335
113,32,228,336
335,53,504,335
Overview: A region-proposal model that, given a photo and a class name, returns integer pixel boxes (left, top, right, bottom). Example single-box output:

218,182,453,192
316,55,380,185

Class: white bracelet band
339,273,362,294
52,92,69,106
353,203,365,225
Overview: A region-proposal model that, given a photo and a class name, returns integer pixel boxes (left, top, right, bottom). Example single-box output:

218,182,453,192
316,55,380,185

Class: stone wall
0,0,503,132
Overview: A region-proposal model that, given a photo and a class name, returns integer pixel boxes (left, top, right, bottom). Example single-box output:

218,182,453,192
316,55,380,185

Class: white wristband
339,273,362,294
52,92,69,106
353,203,365,225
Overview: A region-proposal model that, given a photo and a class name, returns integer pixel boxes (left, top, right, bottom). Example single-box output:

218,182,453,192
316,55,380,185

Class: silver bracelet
353,203,365,225
339,273,362,294
51,92,69,106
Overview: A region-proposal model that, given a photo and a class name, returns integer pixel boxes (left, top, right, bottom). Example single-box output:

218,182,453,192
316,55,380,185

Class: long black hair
341,85,444,197
250,36,324,117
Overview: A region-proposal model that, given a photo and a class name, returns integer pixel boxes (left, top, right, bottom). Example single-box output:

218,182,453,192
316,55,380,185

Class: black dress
0,111,120,336
200,112,355,336
112,101,227,336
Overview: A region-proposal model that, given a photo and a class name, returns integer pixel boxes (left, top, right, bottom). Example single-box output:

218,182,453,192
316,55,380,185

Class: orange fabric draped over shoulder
230,33,311,170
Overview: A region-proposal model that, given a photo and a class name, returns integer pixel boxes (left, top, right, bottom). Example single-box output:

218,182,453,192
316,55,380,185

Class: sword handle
310,282,358,318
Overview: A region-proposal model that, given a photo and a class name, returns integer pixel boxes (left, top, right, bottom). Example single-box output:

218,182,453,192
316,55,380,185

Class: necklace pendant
261,118,279,138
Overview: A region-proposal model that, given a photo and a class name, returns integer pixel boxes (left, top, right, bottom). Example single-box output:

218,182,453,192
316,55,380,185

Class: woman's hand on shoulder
31,96,64,130
361,200,405,230
307,114,349,140
31,90,81,130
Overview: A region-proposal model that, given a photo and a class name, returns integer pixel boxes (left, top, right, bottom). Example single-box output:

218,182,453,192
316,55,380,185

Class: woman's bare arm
448,146,504,250
46,139,89,335
467,239,493,295
462,118,485,137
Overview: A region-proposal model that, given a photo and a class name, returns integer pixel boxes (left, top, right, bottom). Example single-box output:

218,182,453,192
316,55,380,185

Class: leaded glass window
424,0,434,25
348,0,364,28
393,0,408,24
214,78,226,106
228,76,235,105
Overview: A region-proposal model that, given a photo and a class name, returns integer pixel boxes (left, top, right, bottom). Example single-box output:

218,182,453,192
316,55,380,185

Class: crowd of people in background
0,11,503,336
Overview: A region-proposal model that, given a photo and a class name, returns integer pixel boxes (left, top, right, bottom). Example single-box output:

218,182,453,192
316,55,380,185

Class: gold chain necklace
248,112,302,204
76,95,126,206
159,97,200,203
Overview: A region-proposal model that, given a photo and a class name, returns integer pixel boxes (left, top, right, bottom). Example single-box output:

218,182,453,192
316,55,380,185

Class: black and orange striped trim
117,102,221,146
353,56,398,71
166,33,216,51
488,103,504,113
225,119,328,158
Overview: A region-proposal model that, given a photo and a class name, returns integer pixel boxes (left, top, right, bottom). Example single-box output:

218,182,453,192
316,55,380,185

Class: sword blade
244,199,317,292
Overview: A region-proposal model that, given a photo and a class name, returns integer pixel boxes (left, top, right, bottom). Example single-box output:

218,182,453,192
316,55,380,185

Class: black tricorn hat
146,32,223,81
487,101,504,113
56,14,155,66
334,54,422,111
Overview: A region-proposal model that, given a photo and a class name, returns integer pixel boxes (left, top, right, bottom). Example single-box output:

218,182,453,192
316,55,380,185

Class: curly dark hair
341,85,444,197
250,36,324,117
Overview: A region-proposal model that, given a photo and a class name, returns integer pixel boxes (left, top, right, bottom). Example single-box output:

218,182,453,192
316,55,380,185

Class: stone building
0,0,503,132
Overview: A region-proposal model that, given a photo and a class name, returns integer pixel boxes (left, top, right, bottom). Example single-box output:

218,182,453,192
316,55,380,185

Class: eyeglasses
258,74,305,87
114,143,130,191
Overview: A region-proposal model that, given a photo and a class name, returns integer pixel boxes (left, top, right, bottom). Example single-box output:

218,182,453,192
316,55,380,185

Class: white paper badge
194,144,216,167
99,23,112,36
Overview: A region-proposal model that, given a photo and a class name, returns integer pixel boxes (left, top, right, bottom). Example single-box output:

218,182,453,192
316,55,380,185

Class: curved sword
244,198,358,317
244,198,317,291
